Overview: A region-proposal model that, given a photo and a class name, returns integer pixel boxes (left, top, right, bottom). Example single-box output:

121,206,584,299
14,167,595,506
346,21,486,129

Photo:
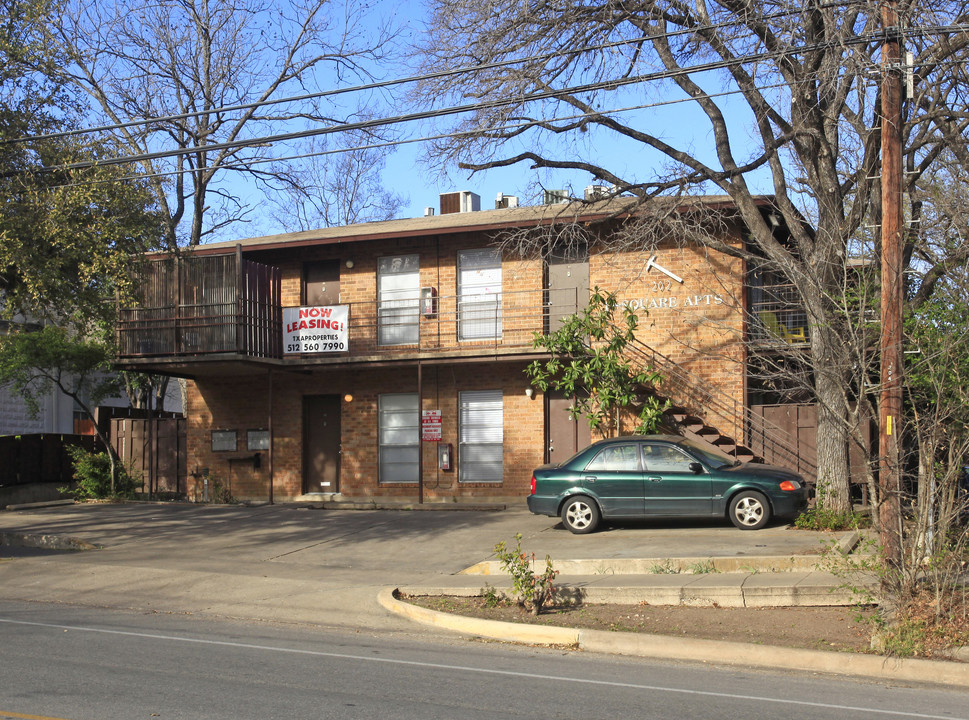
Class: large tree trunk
814,366,852,513
806,293,853,514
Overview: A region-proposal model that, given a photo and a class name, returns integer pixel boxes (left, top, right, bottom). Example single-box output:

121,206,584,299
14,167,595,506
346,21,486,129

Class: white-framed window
378,393,419,483
378,255,420,345
458,249,501,340
459,389,503,482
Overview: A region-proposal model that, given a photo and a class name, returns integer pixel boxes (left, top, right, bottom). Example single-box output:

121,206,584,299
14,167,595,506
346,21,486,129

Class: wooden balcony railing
118,254,282,359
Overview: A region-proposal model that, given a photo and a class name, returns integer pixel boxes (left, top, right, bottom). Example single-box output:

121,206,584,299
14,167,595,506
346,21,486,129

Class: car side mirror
690,462,704,474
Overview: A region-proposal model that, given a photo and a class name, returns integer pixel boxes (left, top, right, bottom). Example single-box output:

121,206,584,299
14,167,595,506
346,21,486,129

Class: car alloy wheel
729,490,770,530
561,496,600,534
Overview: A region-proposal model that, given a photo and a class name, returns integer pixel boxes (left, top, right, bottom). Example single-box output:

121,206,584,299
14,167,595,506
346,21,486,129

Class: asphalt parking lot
0,501,832,575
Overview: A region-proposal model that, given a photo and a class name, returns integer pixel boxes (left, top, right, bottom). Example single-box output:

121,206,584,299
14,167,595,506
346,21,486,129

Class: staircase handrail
624,339,817,479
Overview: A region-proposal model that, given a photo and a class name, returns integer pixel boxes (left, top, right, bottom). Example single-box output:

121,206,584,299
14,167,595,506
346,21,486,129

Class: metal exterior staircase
625,339,817,481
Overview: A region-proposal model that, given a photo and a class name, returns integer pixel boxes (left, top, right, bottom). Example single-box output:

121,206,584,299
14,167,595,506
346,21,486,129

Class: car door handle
647,476,663,482
585,476,597,483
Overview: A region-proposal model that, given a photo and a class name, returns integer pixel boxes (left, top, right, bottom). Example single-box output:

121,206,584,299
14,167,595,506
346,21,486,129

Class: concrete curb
379,588,969,687
461,555,829,575
378,588,579,646
460,531,873,577
404,571,875,608
4,499,76,511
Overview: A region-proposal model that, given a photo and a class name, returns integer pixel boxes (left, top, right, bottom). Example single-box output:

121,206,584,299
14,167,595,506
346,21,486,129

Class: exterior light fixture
345,259,354,269
525,388,534,399
344,393,353,403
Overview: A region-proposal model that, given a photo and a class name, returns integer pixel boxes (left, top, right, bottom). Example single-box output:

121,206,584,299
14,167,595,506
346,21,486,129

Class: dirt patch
405,595,875,653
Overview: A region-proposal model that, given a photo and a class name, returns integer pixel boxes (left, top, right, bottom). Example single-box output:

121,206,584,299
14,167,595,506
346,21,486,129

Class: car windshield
679,438,740,469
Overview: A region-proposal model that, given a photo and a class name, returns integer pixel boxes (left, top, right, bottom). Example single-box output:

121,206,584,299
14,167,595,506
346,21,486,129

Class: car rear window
584,444,642,472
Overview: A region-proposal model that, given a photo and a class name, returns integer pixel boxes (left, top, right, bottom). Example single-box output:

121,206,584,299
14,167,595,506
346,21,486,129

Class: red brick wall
185,361,543,502
275,235,544,353
589,232,746,438
184,224,748,502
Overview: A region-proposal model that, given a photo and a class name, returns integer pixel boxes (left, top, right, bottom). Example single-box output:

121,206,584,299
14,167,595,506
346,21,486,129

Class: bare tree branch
50,0,398,246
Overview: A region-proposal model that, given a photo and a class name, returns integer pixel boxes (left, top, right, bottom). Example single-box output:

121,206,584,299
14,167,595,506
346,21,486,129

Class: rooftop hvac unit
424,207,435,217
495,192,520,209
439,190,481,214
543,189,570,205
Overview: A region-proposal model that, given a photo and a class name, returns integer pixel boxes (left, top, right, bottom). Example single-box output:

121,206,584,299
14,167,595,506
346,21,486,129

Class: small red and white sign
421,410,442,441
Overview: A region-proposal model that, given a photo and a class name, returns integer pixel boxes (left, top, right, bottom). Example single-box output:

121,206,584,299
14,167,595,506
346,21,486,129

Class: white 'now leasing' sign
282,306,349,354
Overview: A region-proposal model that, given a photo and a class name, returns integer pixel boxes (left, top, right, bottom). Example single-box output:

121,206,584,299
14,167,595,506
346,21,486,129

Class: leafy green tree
0,0,162,327
0,0,166,433
0,139,162,329
904,274,969,557
526,288,669,437
0,0,75,140
0,325,125,490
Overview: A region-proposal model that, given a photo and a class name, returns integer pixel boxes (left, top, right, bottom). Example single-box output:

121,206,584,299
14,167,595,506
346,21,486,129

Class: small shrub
794,506,867,531
494,533,558,615
481,585,507,608
209,476,233,504
794,484,868,531
63,447,140,500
868,589,969,658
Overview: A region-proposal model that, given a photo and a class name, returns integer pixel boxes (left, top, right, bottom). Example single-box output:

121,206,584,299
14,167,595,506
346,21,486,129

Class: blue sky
347,1,774,223
81,0,776,241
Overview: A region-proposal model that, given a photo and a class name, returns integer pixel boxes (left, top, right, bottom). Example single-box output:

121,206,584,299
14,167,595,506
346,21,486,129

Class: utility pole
879,0,904,576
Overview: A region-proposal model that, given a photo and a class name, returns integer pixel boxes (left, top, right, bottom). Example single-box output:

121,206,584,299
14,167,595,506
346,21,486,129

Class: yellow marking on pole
887,415,893,436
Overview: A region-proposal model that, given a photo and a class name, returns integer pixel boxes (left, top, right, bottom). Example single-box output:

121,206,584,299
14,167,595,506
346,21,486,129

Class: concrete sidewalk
2,501,963,688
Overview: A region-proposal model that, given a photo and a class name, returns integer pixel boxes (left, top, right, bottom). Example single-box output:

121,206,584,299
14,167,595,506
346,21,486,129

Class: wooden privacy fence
0,434,101,487
750,403,872,488
111,416,187,495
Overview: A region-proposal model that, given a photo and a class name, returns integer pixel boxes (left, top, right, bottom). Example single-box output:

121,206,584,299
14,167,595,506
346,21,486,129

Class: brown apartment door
303,395,341,493
546,244,590,333
546,390,592,465
304,260,340,305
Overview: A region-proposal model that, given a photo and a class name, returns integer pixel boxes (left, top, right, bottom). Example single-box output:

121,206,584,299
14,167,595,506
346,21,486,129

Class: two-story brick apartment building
115,193,817,504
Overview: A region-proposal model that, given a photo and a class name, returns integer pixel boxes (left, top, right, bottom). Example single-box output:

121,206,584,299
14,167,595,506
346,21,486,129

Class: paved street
3,599,968,720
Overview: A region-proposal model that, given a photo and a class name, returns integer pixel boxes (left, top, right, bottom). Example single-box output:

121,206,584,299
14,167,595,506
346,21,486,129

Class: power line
42,27,899,174
5,0,877,147
56,77,801,189
18,7,969,185
73,39,967,193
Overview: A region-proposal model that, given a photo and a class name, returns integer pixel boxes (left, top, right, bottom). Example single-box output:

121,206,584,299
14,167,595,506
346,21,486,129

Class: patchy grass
872,590,969,659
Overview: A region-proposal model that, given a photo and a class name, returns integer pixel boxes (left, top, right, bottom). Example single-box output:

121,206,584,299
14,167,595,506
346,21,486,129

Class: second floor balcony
748,279,810,346
117,255,582,366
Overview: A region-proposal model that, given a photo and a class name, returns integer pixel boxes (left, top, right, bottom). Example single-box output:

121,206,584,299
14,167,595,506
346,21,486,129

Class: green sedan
526,434,809,533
